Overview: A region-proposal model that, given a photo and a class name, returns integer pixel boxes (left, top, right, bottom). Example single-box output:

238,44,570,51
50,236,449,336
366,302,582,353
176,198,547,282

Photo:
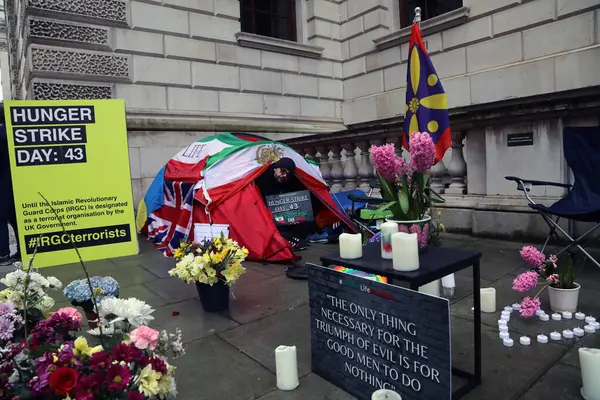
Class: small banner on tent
4,100,138,268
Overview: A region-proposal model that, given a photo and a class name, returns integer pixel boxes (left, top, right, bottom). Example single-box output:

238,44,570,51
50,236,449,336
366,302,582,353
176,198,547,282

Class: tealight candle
379,222,398,259
391,232,419,271
275,345,299,391
501,315,510,323
537,334,548,344
503,338,514,347
585,325,596,334
535,309,546,317
550,331,562,341
562,330,574,339
520,336,531,346
585,316,596,324
552,313,562,321
562,311,573,320
592,321,600,330
499,332,509,340
574,328,585,337
339,233,362,260
501,310,511,317
539,314,549,322
576,312,586,320
512,303,521,311
504,306,513,313
498,319,507,327
499,325,508,333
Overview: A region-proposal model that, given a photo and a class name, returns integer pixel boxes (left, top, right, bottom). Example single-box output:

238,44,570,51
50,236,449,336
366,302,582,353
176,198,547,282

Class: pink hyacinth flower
512,271,539,293
130,325,160,350
519,296,541,318
408,132,436,173
519,245,545,266
371,144,401,181
546,274,560,285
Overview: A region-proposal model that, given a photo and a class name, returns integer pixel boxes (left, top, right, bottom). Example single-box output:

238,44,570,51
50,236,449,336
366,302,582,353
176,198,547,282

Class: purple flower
512,271,539,293
0,315,15,340
520,246,545,266
408,132,436,173
372,144,403,181
0,302,14,317
519,296,541,318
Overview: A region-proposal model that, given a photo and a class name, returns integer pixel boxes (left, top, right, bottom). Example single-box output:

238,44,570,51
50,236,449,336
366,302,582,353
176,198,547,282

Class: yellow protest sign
4,100,138,268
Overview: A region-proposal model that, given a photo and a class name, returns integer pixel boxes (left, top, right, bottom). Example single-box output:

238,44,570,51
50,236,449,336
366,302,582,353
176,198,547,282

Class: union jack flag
146,181,195,257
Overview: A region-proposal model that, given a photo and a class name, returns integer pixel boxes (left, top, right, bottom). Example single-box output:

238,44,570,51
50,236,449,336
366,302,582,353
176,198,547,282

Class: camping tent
136,133,357,262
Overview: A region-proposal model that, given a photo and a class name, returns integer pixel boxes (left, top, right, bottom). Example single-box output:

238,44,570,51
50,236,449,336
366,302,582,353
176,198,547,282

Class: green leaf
378,176,398,202
429,188,446,203
375,201,398,212
399,189,409,214
421,173,430,187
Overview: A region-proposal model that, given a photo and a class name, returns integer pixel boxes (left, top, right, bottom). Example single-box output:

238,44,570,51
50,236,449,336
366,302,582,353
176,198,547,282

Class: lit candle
576,312,586,320
339,233,362,260
379,222,398,259
499,331,509,340
391,232,419,271
537,334,548,344
371,389,403,400
419,280,440,297
480,288,496,313
552,313,562,321
579,348,600,400
574,328,585,337
520,336,531,346
275,345,299,391
550,331,562,341
585,325,596,334
539,314,549,322
562,311,573,320
562,330,574,339
503,338,514,347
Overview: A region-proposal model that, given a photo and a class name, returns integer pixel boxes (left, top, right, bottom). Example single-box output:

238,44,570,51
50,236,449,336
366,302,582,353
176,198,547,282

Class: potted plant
170,233,248,312
63,276,119,328
513,245,579,314
371,132,445,251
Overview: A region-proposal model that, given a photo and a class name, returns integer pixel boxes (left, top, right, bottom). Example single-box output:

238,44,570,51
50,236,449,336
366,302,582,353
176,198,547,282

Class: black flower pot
196,281,230,312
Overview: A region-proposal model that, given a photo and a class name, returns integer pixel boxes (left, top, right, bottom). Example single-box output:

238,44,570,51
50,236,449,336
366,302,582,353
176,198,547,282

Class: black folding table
320,243,482,400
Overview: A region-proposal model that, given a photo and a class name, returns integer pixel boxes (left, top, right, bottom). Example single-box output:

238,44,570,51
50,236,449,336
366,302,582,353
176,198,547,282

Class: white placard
193,223,229,241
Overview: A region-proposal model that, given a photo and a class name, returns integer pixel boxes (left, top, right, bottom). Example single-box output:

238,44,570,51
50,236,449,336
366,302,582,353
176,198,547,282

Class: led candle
574,328,585,337
585,325,596,334
576,312,586,320
275,346,299,391
379,222,398,259
504,306,513,313
501,310,511,318
537,334,548,344
339,233,362,260
512,303,521,311
499,332,509,340
579,348,600,400
480,288,496,313
372,389,403,400
498,319,507,327
552,313,562,321
562,330,574,339
503,338,514,347
586,316,596,324
592,321,600,330
499,325,508,333
535,309,546,317
391,232,419,271
539,314,549,322
550,331,562,341
520,336,531,346
501,314,510,322
562,311,573,320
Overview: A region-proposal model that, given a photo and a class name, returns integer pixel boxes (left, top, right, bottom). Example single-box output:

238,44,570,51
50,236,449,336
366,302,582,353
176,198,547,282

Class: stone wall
342,0,600,125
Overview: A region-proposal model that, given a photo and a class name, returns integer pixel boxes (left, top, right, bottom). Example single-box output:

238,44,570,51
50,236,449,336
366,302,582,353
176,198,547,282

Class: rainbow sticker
333,266,388,284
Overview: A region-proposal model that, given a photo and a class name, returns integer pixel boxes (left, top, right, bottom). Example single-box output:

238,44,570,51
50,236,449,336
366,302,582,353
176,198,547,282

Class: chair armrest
347,193,386,204
505,176,572,190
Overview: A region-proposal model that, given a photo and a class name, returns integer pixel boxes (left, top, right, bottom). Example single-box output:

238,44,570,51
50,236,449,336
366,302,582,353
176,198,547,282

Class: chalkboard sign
308,266,451,400
507,132,534,147
265,190,314,226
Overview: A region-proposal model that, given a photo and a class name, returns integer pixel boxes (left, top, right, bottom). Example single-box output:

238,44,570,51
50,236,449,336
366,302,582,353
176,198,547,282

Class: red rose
49,367,79,396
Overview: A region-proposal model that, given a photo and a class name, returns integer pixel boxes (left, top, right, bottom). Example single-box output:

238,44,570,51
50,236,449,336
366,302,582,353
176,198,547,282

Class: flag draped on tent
402,21,451,162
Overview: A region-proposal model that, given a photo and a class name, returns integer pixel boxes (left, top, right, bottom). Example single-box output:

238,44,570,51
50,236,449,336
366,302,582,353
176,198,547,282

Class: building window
240,0,297,42
400,0,462,28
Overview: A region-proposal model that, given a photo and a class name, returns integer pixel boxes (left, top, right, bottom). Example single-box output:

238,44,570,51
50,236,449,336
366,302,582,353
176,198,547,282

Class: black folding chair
506,126,600,268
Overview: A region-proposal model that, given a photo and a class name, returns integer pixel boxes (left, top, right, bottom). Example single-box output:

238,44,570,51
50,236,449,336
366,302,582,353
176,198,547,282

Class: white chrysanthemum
88,323,116,336
36,296,55,314
47,276,62,289
1,270,26,288
99,297,155,327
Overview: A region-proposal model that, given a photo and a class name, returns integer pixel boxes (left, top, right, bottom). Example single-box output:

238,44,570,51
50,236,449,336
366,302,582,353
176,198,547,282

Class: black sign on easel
308,266,451,400
265,190,314,226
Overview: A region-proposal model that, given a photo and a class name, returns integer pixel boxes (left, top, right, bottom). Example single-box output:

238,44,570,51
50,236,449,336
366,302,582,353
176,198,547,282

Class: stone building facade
4,0,600,238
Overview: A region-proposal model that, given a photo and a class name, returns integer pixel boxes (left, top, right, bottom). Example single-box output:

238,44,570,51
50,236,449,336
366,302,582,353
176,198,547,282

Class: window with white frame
399,0,462,28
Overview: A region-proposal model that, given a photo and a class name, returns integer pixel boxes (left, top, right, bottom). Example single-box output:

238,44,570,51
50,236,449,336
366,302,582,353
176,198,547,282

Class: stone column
357,141,373,193
316,146,331,185
342,143,358,190
430,161,447,194
329,145,344,193
446,131,468,194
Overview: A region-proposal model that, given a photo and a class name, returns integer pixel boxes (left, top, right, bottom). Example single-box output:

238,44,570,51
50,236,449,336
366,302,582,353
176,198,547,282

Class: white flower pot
547,282,581,313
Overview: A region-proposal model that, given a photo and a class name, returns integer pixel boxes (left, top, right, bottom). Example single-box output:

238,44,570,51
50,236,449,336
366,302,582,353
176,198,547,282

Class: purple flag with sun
402,22,451,162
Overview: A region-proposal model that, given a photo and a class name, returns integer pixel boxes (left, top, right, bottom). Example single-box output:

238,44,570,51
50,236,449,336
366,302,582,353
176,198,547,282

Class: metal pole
413,7,422,27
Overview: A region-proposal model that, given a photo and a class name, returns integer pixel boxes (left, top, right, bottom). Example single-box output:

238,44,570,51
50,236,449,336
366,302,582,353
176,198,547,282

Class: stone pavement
32,234,600,400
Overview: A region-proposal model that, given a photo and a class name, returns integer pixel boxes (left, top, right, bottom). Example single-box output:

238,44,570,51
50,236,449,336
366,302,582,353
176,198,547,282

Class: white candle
498,320,507,327
574,328,585,337
537,334,548,344
371,389,403,400
339,233,362,260
441,274,455,288
586,316,596,324
562,311,573,320
391,232,419,271
535,309,546,317
499,325,508,333
512,303,521,311
501,315,510,322
593,321,600,330
499,331,509,340
379,222,398,259
576,312,586,320
579,348,600,400
503,338,514,347
562,330,574,339
480,288,496,313
275,345,299,391
520,336,531,346
501,310,511,317
585,325,596,334
504,306,513,313
550,331,562,341
419,280,440,297
539,314,549,322
552,313,562,321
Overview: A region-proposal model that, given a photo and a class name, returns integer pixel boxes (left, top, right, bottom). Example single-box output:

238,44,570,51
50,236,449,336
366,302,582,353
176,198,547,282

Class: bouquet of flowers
512,245,576,317
0,263,62,324
371,132,445,221
170,234,248,286
63,276,119,312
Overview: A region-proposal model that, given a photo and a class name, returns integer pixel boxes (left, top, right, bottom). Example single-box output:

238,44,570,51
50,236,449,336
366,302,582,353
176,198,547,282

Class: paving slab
176,334,276,400
450,317,566,400
518,364,582,400
559,330,600,369
118,284,169,308
245,261,286,277
150,298,238,343
257,373,357,400
225,274,309,324
144,277,200,304
220,305,311,376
